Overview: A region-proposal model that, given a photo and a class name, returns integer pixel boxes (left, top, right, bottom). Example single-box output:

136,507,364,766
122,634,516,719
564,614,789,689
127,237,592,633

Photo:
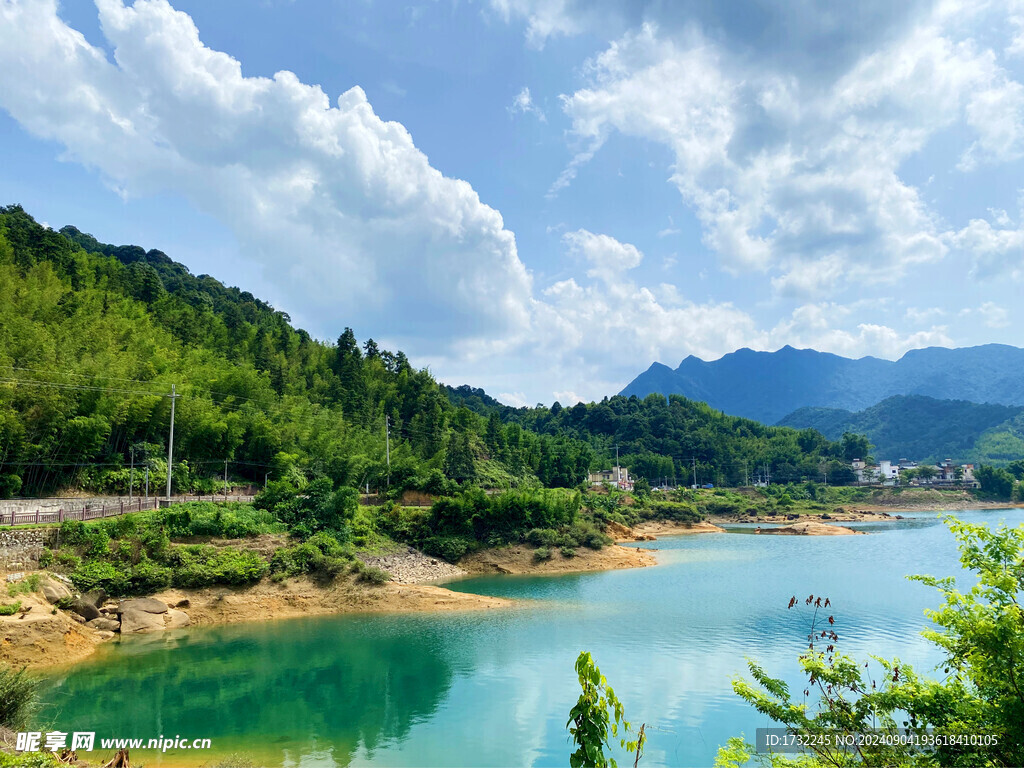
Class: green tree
567,651,643,768
975,464,1015,500
443,431,476,483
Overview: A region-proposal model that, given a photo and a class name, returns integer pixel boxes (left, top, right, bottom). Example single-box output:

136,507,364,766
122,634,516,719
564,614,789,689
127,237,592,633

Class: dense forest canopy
0,204,851,498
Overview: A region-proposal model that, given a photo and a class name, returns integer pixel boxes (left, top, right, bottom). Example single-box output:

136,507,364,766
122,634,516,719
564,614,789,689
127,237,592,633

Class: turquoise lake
39,508,1024,767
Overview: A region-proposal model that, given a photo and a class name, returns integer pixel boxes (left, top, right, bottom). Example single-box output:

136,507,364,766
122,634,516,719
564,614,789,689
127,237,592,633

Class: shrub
566,520,612,550
533,546,552,562
422,535,474,563
526,528,561,547
53,551,81,572
58,519,86,546
354,564,391,585
0,664,40,730
70,561,127,594
269,533,352,579
0,602,21,616
37,548,53,569
126,559,173,594
645,500,702,522
560,547,576,558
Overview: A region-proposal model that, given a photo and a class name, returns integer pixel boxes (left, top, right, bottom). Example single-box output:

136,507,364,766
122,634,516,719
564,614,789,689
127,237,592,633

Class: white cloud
0,0,534,356
495,391,530,408
947,216,1024,279
509,86,546,121
554,7,1024,300
562,228,642,282
959,301,1010,328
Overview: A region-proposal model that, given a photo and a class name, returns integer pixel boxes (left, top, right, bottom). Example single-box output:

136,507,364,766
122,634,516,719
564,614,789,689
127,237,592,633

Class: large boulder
164,609,190,629
117,598,168,615
70,599,100,622
80,588,107,609
85,617,121,632
41,578,72,605
120,608,165,634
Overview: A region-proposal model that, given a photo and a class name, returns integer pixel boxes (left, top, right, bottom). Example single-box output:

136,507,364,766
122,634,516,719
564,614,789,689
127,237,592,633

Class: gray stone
85,617,121,632
95,630,116,640
164,609,190,629
173,598,190,609
41,579,72,605
80,588,107,609
70,598,100,622
117,598,167,615
70,613,86,624
120,608,165,634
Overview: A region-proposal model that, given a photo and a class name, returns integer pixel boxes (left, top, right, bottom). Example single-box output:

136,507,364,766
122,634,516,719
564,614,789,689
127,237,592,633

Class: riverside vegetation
572,518,1024,768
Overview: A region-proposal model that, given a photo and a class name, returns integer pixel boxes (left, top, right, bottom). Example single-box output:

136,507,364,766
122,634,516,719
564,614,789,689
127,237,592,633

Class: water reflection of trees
40,614,455,765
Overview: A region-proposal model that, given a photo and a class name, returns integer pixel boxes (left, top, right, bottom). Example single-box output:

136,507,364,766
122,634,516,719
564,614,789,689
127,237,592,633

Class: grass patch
0,602,22,616
6,574,41,597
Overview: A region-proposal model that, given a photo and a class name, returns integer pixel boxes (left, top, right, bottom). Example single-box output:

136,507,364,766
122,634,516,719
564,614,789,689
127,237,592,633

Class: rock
95,630,116,640
5,572,24,583
174,598,190,609
120,608,165,634
821,513,832,520
86,617,121,632
81,588,107,609
70,599,100,622
70,613,86,624
117,598,168,615
41,578,72,605
786,514,799,520
164,609,190,629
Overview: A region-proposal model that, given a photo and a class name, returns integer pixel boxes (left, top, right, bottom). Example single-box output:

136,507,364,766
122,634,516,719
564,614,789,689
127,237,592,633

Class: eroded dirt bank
460,543,657,575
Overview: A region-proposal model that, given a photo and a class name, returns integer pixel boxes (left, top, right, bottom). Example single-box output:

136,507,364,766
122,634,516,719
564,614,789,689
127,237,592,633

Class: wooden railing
0,495,255,527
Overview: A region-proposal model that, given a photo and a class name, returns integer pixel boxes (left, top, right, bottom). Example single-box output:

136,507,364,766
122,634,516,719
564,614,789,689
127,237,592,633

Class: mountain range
619,345,1024,426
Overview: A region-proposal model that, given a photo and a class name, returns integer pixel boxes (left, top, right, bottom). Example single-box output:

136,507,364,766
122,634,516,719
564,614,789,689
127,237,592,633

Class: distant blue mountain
619,344,1024,425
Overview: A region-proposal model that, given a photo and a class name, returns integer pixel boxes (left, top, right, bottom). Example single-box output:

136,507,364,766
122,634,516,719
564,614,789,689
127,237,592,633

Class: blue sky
1,0,1023,406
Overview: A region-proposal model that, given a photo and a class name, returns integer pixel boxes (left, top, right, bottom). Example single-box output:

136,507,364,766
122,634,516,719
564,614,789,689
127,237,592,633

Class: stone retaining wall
0,528,57,571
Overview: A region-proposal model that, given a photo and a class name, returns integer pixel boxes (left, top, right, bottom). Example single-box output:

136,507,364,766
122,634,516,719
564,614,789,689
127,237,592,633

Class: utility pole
166,384,178,500
264,473,269,490
385,415,391,487
743,460,748,487
129,446,135,504
692,457,698,489
615,445,620,487
224,459,229,497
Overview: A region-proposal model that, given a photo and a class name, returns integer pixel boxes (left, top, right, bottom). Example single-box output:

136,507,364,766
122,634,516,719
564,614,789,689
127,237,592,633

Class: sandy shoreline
0,575,513,671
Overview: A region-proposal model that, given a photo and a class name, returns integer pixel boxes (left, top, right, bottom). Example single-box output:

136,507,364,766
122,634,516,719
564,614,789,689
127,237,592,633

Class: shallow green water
39,508,1024,767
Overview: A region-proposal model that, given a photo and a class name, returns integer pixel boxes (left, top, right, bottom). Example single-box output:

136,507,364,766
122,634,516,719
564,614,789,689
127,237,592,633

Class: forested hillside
778,395,1024,464
0,205,848,498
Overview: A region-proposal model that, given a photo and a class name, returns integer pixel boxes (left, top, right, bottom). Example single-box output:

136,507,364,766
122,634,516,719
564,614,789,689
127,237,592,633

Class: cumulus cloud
947,216,1024,279
551,5,1024,299
0,0,533,355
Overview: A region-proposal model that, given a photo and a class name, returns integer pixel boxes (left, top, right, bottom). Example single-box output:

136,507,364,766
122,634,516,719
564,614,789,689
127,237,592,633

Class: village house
588,467,633,491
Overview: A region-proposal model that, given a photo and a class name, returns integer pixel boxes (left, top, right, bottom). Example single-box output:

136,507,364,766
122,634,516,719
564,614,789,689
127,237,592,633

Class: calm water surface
39,508,1024,767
